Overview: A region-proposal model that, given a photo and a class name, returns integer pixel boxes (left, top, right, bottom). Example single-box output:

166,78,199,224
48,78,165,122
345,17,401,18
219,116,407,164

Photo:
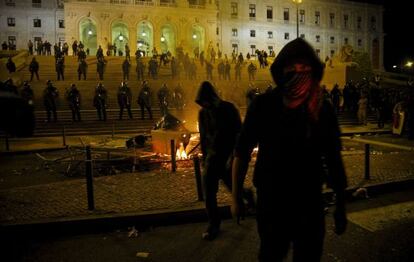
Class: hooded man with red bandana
231,38,347,261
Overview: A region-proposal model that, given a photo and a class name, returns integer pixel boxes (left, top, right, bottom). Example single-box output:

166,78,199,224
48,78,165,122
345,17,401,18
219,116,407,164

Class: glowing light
119,34,124,41
176,143,188,160
161,36,165,42
193,34,197,39
406,61,413,67
142,32,146,37
138,43,142,47
88,29,93,35
393,65,397,69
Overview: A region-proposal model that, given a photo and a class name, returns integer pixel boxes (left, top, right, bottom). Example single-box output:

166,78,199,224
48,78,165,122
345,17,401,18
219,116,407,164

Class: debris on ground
136,252,150,258
128,226,139,238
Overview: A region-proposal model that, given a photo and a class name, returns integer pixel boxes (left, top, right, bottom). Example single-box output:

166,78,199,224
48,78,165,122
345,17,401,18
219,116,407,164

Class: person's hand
333,206,347,235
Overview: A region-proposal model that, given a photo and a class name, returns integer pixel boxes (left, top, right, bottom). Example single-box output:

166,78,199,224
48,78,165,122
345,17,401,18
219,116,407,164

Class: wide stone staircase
9,54,376,137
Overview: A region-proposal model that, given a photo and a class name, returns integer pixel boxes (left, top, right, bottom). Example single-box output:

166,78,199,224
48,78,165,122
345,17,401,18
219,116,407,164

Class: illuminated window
268,46,273,53
315,11,320,25
250,30,256,37
231,2,238,17
32,0,41,8
250,44,256,54
8,36,16,49
249,4,256,19
284,8,289,21
344,14,349,28
329,13,335,27
232,28,238,37
316,35,320,42
357,16,362,29
330,36,335,44
59,19,64,28
7,17,15,27
33,18,41,27
370,16,376,31
284,32,289,40
267,6,273,20
299,9,305,24
268,31,273,39
232,43,238,53
5,0,15,6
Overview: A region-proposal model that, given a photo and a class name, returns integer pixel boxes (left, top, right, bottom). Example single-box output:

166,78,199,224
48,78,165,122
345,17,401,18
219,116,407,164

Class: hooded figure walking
231,38,347,261
196,81,254,241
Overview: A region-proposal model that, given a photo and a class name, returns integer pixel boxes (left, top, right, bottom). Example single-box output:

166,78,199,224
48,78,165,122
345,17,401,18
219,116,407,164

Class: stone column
129,26,137,57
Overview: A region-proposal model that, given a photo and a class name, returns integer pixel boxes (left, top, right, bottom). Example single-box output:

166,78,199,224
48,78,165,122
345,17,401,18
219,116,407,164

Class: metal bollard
85,146,95,210
365,144,370,180
193,156,204,201
62,125,66,147
5,134,10,151
170,139,176,172
112,122,115,138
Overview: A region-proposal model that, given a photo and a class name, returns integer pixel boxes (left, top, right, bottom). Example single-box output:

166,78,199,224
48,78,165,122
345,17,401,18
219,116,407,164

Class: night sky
350,0,412,71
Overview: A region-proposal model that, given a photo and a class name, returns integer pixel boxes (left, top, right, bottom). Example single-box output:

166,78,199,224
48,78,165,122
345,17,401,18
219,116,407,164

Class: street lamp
292,0,302,38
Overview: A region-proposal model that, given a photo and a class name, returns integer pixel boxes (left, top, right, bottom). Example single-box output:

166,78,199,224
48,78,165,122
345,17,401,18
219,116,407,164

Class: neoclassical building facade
0,0,384,69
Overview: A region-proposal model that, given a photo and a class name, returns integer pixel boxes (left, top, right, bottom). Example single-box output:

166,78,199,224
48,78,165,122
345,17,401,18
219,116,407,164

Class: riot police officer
93,83,107,121
66,83,81,121
97,57,106,80
117,81,133,120
157,83,170,116
77,59,88,80
20,81,34,106
137,80,153,120
56,56,65,81
43,80,59,122
122,58,131,81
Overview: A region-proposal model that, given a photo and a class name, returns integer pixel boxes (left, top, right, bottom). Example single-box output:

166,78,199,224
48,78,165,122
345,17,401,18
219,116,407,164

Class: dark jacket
196,81,241,160
235,38,346,206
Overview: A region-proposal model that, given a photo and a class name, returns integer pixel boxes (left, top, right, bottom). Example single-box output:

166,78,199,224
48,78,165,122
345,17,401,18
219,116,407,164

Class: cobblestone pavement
1,150,414,224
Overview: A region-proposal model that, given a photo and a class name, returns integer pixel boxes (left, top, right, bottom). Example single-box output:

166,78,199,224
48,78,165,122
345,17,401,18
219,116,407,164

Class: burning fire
176,142,188,160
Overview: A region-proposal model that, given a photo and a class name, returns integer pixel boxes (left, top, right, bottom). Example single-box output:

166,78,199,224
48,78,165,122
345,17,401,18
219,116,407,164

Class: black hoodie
196,81,241,160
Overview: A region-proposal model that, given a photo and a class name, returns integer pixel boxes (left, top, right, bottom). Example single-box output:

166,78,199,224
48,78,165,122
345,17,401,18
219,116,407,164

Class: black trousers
119,105,133,119
30,71,39,81
256,190,325,262
140,104,152,119
96,107,107,121
202,156,232,228
71,107,81,121
46,107,57,122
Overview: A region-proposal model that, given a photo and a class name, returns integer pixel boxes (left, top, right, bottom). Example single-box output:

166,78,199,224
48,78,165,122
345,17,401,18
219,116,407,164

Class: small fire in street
176,142,188,160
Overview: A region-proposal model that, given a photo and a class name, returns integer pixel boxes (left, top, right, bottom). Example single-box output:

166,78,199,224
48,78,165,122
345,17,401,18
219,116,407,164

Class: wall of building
0,0,64,49
219,0,384,69
64,0,217,56
0,0,384,69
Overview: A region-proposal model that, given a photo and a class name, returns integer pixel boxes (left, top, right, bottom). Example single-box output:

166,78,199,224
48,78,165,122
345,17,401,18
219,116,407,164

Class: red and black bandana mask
281,63,321,121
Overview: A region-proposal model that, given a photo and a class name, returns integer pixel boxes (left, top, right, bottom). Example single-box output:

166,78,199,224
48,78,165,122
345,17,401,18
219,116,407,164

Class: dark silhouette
43,80,59,122
231,38,347,261
6,57,16,73
117,81,133,120
196,81,253,241
66,84,81,122
93,83,107,121
29,57,40,81
137,81,153,120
